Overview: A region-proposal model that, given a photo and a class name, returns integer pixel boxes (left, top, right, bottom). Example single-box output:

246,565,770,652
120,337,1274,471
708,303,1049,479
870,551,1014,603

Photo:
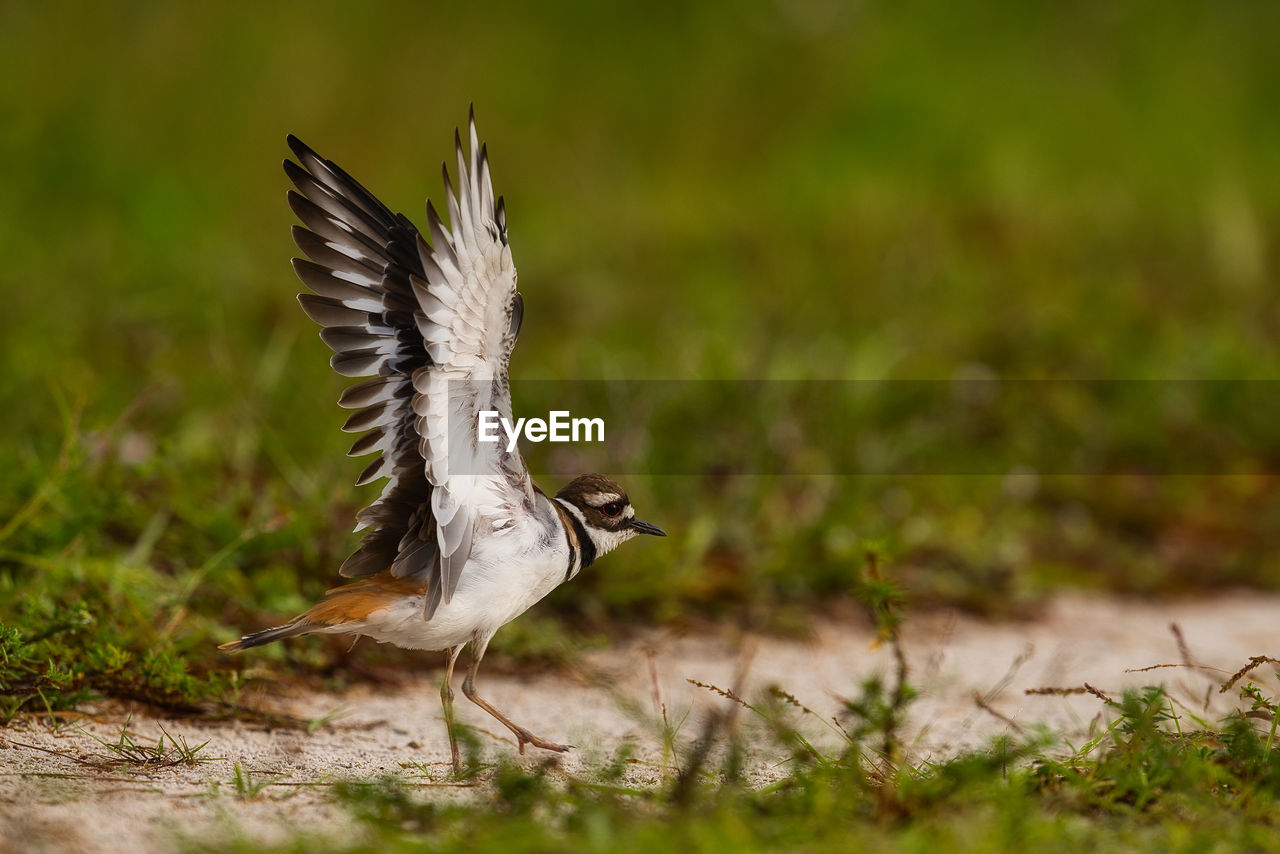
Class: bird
219,109,666,771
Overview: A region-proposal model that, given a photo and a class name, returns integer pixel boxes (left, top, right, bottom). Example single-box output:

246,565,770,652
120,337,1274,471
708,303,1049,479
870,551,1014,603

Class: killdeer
220,110,665,769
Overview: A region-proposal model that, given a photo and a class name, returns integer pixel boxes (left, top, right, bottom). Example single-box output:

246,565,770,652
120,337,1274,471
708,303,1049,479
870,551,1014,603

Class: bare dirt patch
3,591,1277,853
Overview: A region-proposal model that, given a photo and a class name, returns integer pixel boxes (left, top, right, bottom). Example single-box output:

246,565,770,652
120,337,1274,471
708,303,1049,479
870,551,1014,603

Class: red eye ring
601,502,623,518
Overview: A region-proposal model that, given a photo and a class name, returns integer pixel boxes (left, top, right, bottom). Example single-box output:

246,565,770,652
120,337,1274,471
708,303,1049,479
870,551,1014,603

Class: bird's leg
440,645,463,773
460,635,571,754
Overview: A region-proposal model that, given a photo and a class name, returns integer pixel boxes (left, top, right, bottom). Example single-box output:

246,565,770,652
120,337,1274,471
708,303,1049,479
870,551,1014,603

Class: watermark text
478,410,605,452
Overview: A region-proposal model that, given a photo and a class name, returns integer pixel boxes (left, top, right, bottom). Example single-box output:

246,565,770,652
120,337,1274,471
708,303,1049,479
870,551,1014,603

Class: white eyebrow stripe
583,492,622,506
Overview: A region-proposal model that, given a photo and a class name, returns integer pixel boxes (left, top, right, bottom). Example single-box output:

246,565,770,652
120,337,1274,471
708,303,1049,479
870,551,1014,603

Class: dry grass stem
1219,656,1280,694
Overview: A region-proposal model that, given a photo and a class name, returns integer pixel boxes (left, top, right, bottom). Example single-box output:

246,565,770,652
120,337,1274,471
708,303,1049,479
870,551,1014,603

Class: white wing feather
409,113,530,603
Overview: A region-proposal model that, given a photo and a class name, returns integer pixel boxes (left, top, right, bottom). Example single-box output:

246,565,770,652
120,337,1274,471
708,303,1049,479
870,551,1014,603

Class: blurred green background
1,0,1278,712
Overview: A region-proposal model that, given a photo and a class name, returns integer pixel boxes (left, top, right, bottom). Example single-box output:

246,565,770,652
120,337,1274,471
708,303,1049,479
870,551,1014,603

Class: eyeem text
477,410,605,452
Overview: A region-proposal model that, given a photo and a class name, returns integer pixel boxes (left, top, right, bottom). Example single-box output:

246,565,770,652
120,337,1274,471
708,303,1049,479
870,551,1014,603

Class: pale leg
440,644,463,772
460,633,570,754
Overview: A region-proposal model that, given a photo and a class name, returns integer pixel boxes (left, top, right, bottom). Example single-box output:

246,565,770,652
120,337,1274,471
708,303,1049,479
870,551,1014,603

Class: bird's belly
352,550,567,651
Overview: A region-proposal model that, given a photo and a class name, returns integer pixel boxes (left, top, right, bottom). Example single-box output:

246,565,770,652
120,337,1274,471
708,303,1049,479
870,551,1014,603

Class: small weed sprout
80,715,215,769
226,762,289,800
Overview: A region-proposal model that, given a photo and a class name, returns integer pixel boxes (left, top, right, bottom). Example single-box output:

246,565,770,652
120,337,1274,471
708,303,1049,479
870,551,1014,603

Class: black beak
630,519,666,537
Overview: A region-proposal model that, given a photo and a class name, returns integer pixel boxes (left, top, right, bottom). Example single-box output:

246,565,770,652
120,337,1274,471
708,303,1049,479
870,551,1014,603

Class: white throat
556,499,634,559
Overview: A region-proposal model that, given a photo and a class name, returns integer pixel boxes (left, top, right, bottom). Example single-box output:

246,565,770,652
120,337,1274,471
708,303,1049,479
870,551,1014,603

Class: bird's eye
601,502,622,518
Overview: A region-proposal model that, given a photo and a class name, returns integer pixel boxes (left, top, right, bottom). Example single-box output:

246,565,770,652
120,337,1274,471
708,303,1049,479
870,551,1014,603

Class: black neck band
564,508,597,573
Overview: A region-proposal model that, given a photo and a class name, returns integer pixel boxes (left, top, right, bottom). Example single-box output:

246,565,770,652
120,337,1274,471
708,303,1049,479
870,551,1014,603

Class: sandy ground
2,592,1277,853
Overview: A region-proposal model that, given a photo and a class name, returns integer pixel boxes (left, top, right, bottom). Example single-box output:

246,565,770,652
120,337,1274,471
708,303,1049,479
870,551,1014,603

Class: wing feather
337,376,408,409
285,111,528,617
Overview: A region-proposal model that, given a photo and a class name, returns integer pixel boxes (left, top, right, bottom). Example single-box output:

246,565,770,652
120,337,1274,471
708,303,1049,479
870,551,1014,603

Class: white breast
340,515,571,651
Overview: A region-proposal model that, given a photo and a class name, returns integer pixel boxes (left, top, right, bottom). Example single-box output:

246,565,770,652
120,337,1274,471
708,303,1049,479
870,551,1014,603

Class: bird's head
555,473,665,557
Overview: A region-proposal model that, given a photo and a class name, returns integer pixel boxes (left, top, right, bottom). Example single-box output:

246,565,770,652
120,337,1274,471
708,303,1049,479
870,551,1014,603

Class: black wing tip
283,157,311,187
291,255,336,282
509,292,524,338
290,224,312,252
297,292,353,327
285,133,315,159
355,457,389,486
286,188,310,215
348,427,387,456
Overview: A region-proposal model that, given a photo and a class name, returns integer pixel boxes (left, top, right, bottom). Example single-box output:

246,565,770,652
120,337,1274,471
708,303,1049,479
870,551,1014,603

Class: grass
1,0,1278,719
83,715,215,769
4,713,215,772
224,762,291,801
177,566,1280,853
4,556,1277,851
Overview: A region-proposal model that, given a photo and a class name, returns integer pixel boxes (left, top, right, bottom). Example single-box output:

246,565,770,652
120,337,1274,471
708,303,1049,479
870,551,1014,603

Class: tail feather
218,570,426,652
218,621,315,652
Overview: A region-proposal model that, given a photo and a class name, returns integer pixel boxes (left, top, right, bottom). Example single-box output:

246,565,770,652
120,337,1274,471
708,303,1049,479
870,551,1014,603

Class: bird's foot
514,729,572,755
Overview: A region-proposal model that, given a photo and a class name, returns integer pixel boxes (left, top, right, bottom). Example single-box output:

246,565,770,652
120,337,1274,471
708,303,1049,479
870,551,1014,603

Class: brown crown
555,473,628,507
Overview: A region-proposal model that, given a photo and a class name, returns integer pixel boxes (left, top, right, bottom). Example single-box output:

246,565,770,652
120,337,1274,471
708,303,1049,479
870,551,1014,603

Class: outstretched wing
285,110,529,619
